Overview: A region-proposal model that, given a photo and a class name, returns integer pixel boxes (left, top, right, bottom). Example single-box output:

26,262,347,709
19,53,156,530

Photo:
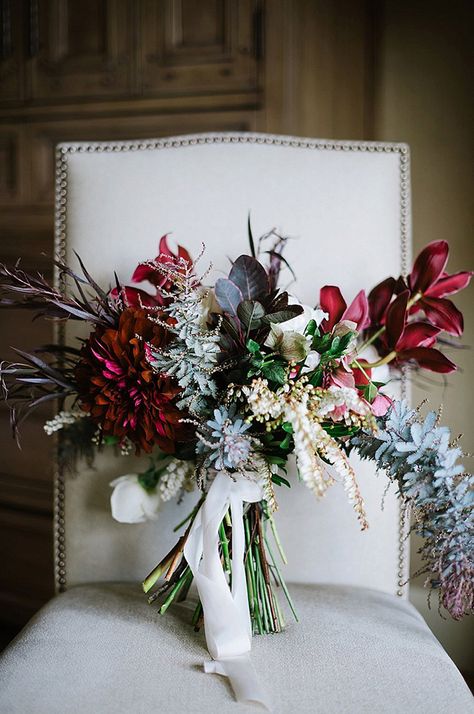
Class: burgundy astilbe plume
439,556,474,621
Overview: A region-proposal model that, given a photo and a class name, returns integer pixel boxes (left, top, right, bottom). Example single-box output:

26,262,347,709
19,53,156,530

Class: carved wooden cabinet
29,0,132,100
1,0,260,105
139,0,259,95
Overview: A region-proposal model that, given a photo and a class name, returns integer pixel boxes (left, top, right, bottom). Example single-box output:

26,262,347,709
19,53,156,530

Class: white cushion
58,132,411,595
1,583,471,713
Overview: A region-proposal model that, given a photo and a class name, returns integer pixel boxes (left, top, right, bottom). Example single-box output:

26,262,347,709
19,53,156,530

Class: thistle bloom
199,406,252,471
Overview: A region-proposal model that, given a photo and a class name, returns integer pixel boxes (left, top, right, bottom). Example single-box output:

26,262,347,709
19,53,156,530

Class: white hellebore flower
280,297,328,336
265,297,328,369
196,285,221,328
110,474,160,524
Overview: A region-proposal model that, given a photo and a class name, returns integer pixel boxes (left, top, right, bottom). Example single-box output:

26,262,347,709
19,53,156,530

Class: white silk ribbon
184,471,270,709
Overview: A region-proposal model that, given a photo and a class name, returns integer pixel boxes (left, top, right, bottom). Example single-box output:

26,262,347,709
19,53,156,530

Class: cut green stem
159,568,193,615
265,535,299,623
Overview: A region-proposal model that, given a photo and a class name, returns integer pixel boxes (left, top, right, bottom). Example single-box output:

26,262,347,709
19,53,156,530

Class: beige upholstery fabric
1,583,472,713
59,133,410,594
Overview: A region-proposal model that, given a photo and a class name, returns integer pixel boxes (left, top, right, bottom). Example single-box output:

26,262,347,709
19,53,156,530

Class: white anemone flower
110,474,160,524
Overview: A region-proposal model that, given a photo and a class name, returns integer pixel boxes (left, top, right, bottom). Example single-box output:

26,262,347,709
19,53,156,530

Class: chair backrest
54,132,411,598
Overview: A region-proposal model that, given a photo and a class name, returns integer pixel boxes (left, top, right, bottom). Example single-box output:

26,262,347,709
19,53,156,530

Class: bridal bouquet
1,229,472,705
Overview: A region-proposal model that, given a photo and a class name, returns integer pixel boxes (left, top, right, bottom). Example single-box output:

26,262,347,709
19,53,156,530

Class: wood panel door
28,0,132,101
0,0,25,103
139,0,260,96
0,125,27,205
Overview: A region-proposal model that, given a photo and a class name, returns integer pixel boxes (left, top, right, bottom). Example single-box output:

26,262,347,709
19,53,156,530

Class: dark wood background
1,1,472,677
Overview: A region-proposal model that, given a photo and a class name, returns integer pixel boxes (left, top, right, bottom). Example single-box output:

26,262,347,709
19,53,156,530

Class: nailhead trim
53,132,411,595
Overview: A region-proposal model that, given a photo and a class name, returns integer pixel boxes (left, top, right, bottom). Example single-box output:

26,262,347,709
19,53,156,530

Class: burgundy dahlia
75,308,188,454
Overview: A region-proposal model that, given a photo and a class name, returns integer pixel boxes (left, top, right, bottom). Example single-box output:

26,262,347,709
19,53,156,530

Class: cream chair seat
1,583,472,714
1,133,472,712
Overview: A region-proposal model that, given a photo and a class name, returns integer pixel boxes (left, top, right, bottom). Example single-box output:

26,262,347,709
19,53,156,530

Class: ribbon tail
204,655,271,710
184,472,271,709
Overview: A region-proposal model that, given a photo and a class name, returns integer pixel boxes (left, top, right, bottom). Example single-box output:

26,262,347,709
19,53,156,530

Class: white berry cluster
44,410,86,436
159,459,195,502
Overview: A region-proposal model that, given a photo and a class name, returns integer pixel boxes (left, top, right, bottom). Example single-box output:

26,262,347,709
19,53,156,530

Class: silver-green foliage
352,400,473,619
147,276,220,415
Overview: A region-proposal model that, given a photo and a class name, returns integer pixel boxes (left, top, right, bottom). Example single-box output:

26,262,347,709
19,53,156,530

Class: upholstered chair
0,134,471,713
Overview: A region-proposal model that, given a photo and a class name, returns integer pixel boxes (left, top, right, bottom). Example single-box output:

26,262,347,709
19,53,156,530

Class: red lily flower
408,240,472,336
368,277,396,326
319,286,370,333
112,236,192,308
382,291,456,373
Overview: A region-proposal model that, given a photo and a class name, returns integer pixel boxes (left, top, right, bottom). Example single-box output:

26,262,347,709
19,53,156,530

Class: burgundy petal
397,347,457,373
131,263,162,286
120,286,162,308
394,276,409,295
158,234,173,257
319,286,347,331
343,290,370,330
130,236,173,284
368,277,396,324
425,271,473,298
177,244,192,265
396,322,440,351
409,240,449,293
420,296,464,336
385,290,409,348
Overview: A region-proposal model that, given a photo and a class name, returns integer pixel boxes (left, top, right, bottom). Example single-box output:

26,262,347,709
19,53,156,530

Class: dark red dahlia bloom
319,286,370,333
381,291,456,373
75,308,188,454
112,235,192,309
